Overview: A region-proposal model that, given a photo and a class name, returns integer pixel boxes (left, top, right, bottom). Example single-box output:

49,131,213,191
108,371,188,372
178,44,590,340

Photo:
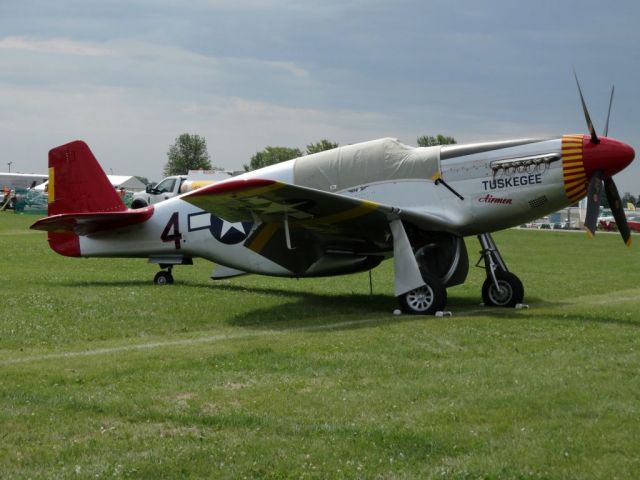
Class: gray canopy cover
293,138,441,192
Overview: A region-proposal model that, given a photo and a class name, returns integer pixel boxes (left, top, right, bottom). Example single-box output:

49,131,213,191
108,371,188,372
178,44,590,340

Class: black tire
131,199,148,209
154,271,174,285
398,272,447,315
481,271,524,307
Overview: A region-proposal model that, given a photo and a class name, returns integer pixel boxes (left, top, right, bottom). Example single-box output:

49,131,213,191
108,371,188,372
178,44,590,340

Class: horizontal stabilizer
31,207,153,235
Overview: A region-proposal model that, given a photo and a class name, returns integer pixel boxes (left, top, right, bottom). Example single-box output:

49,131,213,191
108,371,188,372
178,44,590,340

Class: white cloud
255,60,309,78
0,36,112,56
106,40,310,79
131,0,358,11
0,36,311,97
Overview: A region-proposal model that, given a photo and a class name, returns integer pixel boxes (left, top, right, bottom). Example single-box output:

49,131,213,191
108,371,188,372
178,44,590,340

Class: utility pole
7,161,12,173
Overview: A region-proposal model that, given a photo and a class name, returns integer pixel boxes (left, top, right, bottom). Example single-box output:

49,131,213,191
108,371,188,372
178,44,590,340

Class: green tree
417,134,457,147
306,139,338,155
244,146,303,171
164,134,212,176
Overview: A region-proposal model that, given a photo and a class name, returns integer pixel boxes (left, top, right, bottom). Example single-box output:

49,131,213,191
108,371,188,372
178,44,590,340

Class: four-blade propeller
574,74,633,246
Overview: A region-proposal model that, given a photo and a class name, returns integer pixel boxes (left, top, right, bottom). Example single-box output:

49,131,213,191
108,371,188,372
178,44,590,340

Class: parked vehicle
131,171,232,208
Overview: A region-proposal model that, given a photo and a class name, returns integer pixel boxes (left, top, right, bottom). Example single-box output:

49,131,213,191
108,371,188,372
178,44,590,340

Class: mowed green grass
1,212,639,479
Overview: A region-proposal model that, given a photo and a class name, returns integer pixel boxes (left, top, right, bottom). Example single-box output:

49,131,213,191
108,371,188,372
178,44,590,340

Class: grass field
1,211,639,479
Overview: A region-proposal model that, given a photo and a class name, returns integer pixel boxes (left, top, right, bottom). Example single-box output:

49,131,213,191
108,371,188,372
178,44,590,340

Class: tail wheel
154,271,174,285
482,271,524,307
399,272,446,315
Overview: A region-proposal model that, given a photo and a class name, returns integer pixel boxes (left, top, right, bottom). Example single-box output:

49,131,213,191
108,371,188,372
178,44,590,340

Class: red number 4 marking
161,212,182,249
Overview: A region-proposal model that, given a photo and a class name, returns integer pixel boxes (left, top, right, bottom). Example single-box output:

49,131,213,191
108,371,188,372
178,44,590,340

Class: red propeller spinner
581,135,635,179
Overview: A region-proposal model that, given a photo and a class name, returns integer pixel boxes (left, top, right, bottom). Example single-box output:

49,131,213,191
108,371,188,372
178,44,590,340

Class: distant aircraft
31,79,635,314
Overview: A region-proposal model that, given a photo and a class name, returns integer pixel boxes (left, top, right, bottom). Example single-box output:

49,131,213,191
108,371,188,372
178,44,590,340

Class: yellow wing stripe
248,223,280,252
231,182,285,200
301,201,379,227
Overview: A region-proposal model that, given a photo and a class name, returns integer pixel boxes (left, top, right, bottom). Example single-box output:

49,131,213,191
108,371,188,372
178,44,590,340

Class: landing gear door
390,219,425,296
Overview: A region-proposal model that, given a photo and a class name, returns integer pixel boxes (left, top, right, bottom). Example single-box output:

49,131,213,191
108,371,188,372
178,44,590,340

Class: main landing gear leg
476,233,524,307
154,265,174,285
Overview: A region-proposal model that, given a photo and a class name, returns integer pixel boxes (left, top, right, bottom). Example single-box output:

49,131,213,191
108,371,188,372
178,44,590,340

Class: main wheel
154,270,174,285
398,272,447,315
481,271,523,307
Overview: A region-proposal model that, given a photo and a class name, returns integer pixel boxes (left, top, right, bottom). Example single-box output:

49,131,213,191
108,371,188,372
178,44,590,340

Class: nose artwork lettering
482,173,543,191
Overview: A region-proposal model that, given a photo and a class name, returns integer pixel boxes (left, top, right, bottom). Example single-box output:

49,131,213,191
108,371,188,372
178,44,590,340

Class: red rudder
48,140,126,215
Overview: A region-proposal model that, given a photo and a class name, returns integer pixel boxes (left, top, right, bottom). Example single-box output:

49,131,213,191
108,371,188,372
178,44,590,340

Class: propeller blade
574,71,599,144
584,170,603,237
604,177,632,246
603,85,614,137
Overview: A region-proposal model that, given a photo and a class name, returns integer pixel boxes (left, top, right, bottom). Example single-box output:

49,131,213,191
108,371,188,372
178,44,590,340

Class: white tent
0,172,48,191
33,175,146,194
106,175,146,191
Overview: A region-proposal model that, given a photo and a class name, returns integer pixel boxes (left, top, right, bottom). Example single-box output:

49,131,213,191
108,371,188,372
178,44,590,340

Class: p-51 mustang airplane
32,81,635,314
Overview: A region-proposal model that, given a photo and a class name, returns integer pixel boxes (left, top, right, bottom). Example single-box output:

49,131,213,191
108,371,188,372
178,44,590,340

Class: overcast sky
1,0,639,192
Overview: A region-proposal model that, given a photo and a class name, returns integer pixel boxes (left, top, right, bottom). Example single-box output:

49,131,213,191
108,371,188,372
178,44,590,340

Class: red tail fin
48,140,126,215
40,141,126,257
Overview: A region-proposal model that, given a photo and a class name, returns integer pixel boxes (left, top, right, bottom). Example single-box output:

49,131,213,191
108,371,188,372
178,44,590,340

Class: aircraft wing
183,178,401,274
184,178,466,274
184,178,396,222
31,207,154,235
